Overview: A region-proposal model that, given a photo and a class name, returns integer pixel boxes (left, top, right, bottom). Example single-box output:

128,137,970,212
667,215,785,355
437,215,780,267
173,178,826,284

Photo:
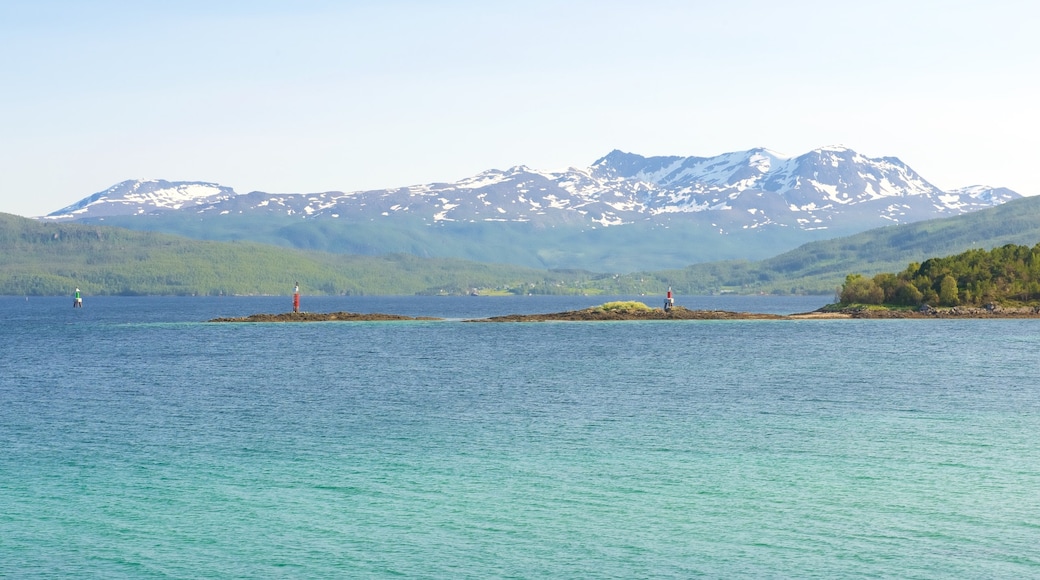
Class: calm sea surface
2,295,1039,578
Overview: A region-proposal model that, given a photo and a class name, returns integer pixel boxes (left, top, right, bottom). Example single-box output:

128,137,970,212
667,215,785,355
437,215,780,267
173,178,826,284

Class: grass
595,300,654,312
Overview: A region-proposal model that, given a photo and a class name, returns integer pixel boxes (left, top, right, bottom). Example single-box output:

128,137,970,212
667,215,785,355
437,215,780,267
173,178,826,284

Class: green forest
0,213,619,296
839,243,1040,307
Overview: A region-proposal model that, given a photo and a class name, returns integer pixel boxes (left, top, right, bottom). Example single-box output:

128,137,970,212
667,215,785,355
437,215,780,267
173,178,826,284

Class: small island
209,311,442,322
469,300,785,322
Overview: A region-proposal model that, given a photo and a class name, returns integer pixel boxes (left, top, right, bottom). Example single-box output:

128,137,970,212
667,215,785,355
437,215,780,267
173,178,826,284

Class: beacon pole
664,287,674,312
73,287,83,308
293,282,300,313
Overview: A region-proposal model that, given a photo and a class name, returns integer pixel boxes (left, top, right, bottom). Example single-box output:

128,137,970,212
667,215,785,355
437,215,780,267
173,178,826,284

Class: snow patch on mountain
45,179,233,219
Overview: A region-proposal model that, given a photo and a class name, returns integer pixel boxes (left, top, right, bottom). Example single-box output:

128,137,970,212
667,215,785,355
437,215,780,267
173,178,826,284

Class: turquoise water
2,296,1039,577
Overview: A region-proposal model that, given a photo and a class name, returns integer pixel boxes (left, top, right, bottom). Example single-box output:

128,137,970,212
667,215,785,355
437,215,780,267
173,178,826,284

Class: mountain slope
650,194,1040,294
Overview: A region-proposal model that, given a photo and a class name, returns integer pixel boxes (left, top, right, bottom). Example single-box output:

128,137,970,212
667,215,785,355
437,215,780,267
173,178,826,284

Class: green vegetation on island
836,243,1040,309
595,300,655,313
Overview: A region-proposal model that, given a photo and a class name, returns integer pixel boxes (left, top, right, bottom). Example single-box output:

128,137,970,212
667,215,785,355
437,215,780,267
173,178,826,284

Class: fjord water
2,296,1039,578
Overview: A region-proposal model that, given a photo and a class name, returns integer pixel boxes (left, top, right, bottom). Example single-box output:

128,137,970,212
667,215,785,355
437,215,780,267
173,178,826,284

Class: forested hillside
0,213,600,296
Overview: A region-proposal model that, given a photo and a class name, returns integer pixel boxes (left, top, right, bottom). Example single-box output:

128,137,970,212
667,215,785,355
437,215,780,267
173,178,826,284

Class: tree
938,275,960,306
872,272,899,303
840,274,884,305
892,280,923,306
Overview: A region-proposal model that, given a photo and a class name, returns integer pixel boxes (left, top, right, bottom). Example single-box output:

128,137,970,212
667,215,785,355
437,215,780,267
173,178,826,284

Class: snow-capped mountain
45,146,1018,233
40,146,1022,271
49,180,237,219
588,146,1017,229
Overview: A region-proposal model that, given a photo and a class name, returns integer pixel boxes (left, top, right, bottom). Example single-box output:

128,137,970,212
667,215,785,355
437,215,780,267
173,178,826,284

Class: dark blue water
2,296,1039,577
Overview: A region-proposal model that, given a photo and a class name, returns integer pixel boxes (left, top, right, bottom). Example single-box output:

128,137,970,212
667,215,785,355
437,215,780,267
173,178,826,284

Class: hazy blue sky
2,0,1038,217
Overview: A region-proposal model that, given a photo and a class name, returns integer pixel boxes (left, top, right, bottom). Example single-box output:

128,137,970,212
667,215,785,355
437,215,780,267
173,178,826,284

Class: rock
209,311,441,322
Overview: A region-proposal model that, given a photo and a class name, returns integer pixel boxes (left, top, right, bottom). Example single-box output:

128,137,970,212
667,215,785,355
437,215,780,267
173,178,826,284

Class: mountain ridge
45,146,1017,226
39,146,1022,271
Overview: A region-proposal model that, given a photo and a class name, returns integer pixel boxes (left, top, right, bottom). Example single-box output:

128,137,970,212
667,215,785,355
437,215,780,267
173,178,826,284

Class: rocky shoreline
209,304,1040,323
209,311,442,322
804,305,1040,319
469,305,784,322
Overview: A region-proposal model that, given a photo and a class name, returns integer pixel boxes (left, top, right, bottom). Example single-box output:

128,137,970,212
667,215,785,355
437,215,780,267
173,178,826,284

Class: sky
1,0,1038,217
